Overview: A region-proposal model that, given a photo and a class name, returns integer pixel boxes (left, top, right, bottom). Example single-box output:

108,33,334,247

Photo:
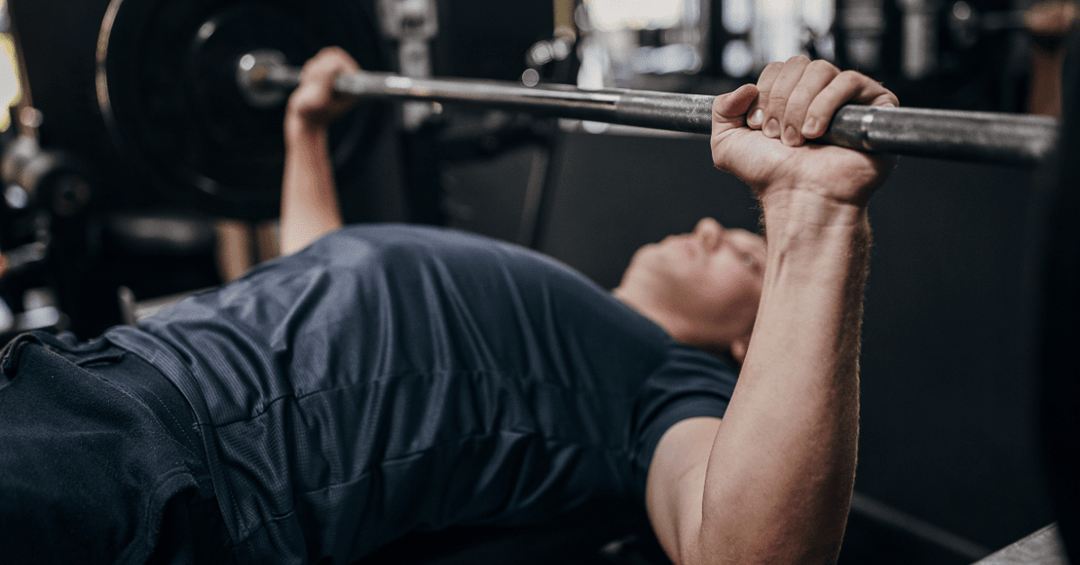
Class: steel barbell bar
238,50,1059,167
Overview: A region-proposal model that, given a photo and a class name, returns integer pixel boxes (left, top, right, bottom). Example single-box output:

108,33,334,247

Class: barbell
237,48,1060,168
95,0,1060,220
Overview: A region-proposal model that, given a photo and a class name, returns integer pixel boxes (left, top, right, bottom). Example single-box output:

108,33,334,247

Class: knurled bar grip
257,61,1059,167
821,106,1058,165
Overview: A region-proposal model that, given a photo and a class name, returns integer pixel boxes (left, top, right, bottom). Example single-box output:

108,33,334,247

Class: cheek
703,266,761,315
623,248,688,297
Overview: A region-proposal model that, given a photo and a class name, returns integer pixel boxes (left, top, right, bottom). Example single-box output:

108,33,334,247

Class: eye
741,253,754,266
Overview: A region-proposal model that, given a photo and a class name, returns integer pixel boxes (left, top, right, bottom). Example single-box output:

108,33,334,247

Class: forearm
280,118,344,255
696,190,869,564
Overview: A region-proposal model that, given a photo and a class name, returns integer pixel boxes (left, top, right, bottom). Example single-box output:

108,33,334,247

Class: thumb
711,83,759,135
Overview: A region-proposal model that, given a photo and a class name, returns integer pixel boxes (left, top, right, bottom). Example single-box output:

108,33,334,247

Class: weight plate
96,0,387,220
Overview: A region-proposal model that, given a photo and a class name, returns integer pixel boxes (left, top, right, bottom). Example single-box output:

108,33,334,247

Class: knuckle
762,61,784,73
768,89,789,104
836,70,864,85
786,55,811,66
806,59,839,74
758,62,782,83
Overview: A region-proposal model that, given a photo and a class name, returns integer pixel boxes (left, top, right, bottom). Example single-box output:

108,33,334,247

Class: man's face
621,218,766,348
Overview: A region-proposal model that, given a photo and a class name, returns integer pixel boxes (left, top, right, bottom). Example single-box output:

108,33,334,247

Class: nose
693,217,724,249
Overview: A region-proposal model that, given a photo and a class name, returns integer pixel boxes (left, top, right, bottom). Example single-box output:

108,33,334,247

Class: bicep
644,416,722,565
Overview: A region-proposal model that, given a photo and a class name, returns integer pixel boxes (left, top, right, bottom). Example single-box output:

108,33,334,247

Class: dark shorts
0,330,229,564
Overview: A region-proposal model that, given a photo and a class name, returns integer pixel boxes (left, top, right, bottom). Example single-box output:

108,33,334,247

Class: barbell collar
237,50,301,108
242,52,1059,167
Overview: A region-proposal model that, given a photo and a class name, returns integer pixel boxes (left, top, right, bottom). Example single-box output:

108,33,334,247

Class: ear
730,335,750,365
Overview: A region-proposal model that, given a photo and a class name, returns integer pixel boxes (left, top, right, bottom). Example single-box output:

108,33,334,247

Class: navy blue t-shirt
98,224,736,564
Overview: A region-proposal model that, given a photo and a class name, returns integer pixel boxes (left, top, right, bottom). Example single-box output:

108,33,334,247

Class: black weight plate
97,0,386,220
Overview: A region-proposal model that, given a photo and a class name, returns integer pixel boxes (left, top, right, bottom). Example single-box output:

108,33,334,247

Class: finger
1025,1,1077,34
780,59,839,146
802,71,898,138
298,49,361,114
762,55,810,139
320,50,361,107
321,46,361,76
299,59,338,103
747,62,783,129
304,48,358,84
312,61,352,88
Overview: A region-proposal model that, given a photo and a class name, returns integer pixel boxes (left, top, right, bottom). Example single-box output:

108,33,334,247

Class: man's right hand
285,47,361,139
710,57,898,213
1025,1,1077,41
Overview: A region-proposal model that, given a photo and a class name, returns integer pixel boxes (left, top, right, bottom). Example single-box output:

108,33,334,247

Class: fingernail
783,125,801,146
802,117,820,136
748,109,764,126
764,118,780,138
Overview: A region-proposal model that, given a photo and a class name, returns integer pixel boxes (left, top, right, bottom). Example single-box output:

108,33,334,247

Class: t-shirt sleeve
630,342,739,499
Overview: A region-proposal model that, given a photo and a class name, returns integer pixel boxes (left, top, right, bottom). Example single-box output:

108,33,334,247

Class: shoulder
315,223,618,311
309,224,562,273
320,223,521,254
636,342,739,427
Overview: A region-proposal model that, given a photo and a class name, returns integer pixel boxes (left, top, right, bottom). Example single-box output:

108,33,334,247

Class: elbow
677,523,845,565
680,545,842,565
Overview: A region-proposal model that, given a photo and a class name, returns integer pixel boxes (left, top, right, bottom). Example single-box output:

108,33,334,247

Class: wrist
758,188,871,275
759,185,869,235
284,113,330,149
758,189,872,306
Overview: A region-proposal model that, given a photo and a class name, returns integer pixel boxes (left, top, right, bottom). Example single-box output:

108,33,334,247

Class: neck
612,284,748,364
612,284,693,342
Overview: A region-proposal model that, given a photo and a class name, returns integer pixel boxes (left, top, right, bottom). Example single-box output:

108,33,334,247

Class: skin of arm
645,58,899,565
280,47,360,255
1024,1,1075,117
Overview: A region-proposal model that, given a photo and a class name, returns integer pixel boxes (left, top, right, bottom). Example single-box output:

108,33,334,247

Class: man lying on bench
0,48,897,565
